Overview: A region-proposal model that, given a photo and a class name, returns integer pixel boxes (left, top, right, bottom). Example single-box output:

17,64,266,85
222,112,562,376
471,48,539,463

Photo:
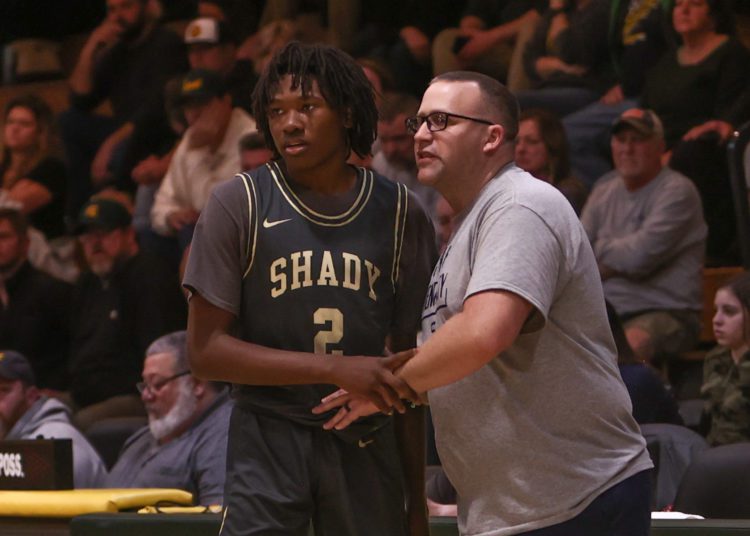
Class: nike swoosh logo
358,439,375,448
262,218,292,229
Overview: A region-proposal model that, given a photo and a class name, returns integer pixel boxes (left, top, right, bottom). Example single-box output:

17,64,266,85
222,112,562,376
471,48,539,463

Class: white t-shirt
422,164,653,536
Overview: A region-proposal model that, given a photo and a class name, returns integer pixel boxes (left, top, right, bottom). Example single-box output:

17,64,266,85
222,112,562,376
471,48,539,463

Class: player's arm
187,293,416,413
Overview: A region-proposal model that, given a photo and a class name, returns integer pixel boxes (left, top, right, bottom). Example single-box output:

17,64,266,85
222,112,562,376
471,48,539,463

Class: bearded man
105,331,231,505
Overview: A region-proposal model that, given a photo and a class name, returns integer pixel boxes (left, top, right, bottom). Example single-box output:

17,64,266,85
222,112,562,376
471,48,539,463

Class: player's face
267,75,350,173
413,81,490,191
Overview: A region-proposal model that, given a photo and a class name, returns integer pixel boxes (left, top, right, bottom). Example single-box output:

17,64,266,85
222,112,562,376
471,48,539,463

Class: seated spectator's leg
506,14,539,93
382,39,432,98
515,87,600,118
58,108,119,220
133,184,182,271
432,28,462,75
623,311,701,364
74,394,146,432
432,28,512,81
563,99,637,188
670,138,738,265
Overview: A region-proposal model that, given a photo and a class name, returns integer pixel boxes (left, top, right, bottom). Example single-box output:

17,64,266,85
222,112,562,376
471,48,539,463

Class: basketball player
183,42,435,535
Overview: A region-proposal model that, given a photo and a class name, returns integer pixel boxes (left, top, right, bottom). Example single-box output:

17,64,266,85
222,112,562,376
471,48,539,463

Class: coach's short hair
430,71,519,142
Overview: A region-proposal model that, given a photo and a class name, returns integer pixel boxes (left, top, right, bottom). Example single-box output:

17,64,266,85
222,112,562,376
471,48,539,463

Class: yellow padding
0,489,193,517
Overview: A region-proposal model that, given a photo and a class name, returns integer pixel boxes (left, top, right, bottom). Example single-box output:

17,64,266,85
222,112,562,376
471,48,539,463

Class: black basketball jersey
234,161,410,434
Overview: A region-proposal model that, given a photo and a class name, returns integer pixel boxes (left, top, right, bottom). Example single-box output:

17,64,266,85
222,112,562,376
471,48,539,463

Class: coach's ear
483,124,505,154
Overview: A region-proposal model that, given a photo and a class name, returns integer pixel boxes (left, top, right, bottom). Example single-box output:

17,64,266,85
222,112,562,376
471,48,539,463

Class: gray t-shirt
581,167,706,315
105,392,232,505
422,165,652,535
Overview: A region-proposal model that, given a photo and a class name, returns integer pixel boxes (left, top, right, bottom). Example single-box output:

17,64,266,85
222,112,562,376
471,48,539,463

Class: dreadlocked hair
252,41,378,160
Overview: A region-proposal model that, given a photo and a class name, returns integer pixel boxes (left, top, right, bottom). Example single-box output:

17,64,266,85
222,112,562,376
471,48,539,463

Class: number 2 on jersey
314,307,343,355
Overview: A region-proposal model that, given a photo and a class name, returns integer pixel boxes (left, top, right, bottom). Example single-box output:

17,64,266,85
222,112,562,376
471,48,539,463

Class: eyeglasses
136,370,190,395
405,112,494,134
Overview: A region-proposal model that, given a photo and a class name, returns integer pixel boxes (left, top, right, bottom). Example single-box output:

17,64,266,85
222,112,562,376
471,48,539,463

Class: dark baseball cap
178,69,226,105
0,350,36,385
74,198,132,235
612,108,664,140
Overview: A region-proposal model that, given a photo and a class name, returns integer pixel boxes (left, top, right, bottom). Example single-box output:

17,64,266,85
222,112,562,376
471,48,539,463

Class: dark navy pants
520,470,652,536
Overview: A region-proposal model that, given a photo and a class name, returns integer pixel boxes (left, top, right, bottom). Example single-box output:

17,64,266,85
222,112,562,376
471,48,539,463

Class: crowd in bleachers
1,0,750,517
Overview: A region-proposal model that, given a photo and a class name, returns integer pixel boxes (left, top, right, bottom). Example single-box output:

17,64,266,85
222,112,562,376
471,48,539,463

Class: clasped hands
312,348,423,430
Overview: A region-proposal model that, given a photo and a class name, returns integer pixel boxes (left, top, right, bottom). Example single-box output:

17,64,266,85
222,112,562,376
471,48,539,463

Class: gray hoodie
7,397,107,488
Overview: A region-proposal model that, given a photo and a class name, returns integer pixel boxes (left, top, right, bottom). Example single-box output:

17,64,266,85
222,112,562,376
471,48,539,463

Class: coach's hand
326,350,419,414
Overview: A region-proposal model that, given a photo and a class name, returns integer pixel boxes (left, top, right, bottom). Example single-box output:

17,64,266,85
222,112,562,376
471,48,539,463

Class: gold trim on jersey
239,172,259,278
267,161,373,227
391,183,408,286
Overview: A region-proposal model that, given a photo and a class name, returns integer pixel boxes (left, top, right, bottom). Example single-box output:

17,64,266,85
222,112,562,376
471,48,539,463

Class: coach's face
414,81,488,192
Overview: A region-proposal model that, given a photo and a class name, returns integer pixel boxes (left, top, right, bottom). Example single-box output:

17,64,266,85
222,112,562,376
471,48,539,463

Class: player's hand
332,350,420,411
313,391,379,430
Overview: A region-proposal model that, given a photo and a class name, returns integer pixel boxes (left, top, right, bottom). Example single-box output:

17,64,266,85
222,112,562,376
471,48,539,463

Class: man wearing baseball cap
0,350,106,487
184,17,256,113
581,108,707,366
69,196,186,430
150,69,256,251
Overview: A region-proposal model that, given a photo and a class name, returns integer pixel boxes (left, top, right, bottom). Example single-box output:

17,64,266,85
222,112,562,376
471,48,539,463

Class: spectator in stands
150,69,256,252
1,94,67,242
353,0,466,97
372,92,440,225
61,0,187,218
69,196,186,431
106,331,231,505
563,0,673,187
238,131,273,172
432,0,544,85
515,108,587,215
518,0,612,117
642,0,750,265
701,272,750,445
0,208,71,392
0,350,107,488
606,302,683,425
581,109,707,365
184,17,257,114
